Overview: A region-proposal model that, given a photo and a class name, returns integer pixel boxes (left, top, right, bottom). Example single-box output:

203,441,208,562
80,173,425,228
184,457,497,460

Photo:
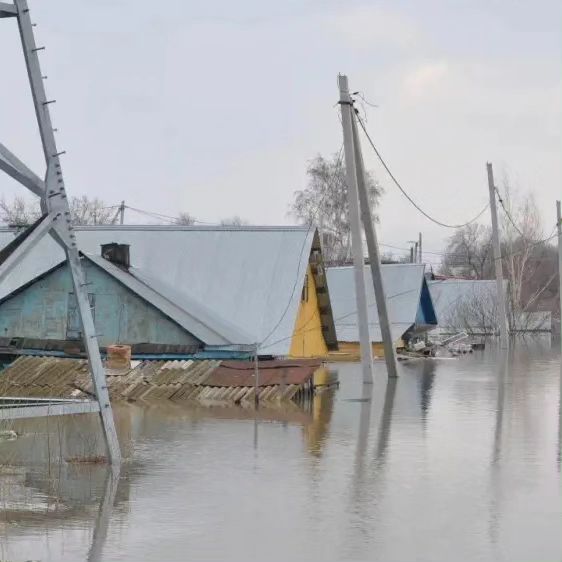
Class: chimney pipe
101,243,130,270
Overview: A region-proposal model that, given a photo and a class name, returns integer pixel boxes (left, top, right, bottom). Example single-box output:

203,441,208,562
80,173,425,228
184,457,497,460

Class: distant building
326,264,437,357
0,226,338,359
429,279,552,335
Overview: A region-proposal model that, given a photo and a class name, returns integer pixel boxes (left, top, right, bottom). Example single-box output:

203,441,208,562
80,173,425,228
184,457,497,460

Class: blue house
0,226,338,359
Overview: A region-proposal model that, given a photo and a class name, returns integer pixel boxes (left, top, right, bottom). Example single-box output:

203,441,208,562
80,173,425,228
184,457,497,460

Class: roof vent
101,243,130,270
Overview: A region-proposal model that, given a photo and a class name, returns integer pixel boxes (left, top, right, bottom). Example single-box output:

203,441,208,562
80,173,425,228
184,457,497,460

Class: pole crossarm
0,2,16,17
0,142,45,196
0,211,57,283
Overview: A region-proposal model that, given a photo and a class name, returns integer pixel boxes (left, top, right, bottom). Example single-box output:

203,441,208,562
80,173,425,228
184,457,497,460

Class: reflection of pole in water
356,383,374,468
87,465,121,562
492,349,509,465
419,360,436,430
488,348,509,547
374,377,397,463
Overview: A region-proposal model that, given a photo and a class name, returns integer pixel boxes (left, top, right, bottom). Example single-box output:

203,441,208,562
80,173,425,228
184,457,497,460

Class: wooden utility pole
487,162,509,348
338,75,374,384
351,112,398,378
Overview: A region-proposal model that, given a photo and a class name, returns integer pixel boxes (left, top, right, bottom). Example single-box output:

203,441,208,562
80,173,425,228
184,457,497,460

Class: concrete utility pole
487,162,509,348
418,232,422,264
556,201,562,352
351,112,399,378
338,75,373,384
119,200,125,225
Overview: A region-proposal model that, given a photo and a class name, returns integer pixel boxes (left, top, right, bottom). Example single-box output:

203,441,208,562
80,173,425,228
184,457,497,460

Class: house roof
428,279,499,333
326,263,432,343
0,225,319,356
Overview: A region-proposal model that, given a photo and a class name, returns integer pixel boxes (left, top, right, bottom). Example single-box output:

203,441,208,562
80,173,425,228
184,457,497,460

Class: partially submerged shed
326,264,437,357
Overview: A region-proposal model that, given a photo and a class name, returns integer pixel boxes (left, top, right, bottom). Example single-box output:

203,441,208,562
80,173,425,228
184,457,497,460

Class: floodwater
1,339,561,562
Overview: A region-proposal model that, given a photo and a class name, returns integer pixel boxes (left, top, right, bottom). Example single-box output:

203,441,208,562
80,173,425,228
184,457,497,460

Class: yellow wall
328,340,405,361
289,265,329,358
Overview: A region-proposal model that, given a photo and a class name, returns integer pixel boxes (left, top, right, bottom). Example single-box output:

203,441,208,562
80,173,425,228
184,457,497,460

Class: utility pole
338,75,373,384
119,200,125,225
410,246,414,263
418,232,422,264
556,201,562,352
487,162,509,348
0,0,121,464
351,111,398,378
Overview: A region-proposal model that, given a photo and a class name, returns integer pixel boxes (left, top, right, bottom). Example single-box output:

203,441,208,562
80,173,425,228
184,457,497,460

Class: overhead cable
354,112,490,229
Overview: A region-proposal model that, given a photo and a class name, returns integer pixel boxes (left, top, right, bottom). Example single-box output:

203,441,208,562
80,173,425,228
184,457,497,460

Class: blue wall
0,260,200,347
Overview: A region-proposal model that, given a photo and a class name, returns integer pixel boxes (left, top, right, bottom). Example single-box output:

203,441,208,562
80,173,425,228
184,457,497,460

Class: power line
354,112,490,229
494,186,526,238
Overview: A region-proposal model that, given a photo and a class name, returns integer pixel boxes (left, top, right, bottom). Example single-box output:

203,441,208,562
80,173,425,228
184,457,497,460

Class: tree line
0,196,249,227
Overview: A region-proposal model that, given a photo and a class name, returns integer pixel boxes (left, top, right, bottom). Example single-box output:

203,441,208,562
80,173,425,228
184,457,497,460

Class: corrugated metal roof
0,226,315,356
326,264,427,343
0,356,324,406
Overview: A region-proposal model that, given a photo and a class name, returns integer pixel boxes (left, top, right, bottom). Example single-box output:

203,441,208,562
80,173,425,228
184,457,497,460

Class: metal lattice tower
0,0,121,464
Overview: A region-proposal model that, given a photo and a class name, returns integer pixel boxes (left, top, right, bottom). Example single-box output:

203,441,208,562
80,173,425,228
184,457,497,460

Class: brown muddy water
0,339,561,561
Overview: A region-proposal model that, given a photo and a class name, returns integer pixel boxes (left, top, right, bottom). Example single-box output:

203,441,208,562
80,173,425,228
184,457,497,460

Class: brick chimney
101,243,130,270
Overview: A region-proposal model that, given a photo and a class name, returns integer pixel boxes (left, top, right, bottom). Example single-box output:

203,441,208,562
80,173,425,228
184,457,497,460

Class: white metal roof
0,226,315,355
326,264,427,343
428,279,499,334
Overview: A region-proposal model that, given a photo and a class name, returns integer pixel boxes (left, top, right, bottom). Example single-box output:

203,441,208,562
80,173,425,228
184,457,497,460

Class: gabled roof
326,263,434,343
0,225,319,356
87,255,252,346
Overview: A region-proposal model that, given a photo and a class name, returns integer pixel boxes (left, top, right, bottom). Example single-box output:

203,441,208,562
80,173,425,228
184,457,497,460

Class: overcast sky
0,0,560,265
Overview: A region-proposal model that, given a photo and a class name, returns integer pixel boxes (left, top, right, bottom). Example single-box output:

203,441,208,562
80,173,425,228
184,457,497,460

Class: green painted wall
0,260,200,347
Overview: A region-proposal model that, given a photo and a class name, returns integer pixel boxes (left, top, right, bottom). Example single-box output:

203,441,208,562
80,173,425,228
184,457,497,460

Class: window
66,292,95,340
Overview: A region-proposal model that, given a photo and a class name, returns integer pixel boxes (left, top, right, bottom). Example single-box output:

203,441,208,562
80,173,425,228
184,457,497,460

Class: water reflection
87,466,121,562
418,360,436,426
0,344,560,561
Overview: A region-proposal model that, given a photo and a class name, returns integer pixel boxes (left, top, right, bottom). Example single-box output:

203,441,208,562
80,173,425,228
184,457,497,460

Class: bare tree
498,184,557,330
440,224,493,279
0,195,115,226
0,195,41,226
176,212,196,225
220,216,249,226
439,183,559,331
69,196,114,225
289,153,383,264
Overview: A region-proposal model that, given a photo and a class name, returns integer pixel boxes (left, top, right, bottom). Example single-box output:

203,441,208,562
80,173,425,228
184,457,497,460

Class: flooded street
1,339,561,561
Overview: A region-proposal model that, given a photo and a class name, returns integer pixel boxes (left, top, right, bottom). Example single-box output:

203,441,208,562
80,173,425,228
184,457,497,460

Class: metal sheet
0,400,100,420
0,356,325,405
0,226,315,356
326,264,429,342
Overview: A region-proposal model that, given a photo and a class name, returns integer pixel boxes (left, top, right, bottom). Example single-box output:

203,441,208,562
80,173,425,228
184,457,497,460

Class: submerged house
326,264,437,357
428,279,499,336
0,226,338,360
428,278,551,335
